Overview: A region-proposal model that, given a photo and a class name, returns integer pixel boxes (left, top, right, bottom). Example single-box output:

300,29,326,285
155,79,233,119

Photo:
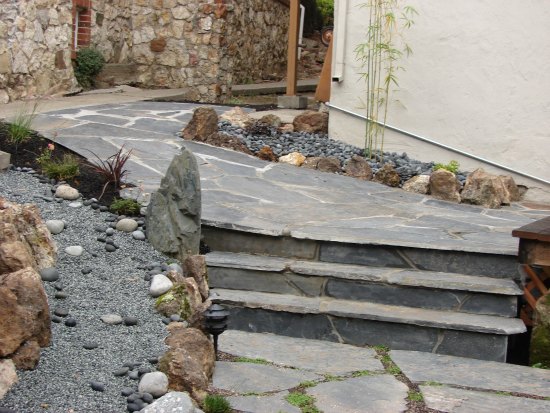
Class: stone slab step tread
212,288,526,335
206,251,522,295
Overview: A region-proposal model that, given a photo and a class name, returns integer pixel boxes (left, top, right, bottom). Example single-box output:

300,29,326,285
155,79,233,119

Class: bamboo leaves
355,1,417,159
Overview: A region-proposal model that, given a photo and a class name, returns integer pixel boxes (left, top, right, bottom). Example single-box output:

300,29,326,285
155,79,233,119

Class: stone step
211,288,526,362
202,227,519,279
206,252,522,317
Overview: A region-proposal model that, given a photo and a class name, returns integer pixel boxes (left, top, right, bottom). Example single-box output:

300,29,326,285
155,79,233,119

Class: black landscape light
203,303,229,360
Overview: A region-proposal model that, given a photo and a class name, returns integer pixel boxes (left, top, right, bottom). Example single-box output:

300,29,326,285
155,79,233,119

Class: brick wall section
72,0,92,56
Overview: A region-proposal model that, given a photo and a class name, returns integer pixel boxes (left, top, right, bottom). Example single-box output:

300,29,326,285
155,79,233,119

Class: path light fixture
203,303,229,360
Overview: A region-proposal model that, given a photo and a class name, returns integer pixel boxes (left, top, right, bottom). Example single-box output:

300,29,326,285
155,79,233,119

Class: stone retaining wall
90,0,289,102
225,0,289,84
0,0,78,103
1,0,289,103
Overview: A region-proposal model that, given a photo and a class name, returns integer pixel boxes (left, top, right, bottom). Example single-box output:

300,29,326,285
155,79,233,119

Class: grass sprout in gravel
0,170,169,413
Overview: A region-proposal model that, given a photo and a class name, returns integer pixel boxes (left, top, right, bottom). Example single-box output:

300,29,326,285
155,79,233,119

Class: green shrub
433,160,460,174
202,395,231,413
317,0,334,25
74,48,105,89
39,154,80,181
109,198,141,215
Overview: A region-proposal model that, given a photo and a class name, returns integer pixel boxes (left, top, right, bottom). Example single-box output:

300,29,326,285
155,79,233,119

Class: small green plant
317,0,334,25
234,356,269,365
7,101,39,155
285,392,320,413
407,391,423,402
323,373,344,382
109,198,141,215
298,380,318,389
423,381,442,386
433,160,460,174
352,370,373,377
87,145,133,200
202,394,231,413
532,362,550,369
74,48,105,89
39,154,80,181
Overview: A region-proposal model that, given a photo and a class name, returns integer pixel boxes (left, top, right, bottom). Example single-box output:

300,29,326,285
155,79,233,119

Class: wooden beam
286,0,300,96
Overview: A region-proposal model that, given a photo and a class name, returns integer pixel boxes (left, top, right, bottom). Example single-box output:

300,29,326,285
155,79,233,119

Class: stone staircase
203,227,526,362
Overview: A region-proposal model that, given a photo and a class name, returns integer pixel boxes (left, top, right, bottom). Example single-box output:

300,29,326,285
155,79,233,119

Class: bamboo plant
355,1,417,159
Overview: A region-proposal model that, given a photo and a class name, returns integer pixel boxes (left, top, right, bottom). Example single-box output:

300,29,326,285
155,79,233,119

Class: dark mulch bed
0,122,121,206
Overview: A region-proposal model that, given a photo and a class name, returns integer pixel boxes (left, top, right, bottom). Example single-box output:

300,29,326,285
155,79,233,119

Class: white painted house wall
328,0,550,201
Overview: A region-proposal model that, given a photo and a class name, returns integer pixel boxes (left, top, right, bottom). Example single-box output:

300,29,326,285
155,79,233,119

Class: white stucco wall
329,0,550,201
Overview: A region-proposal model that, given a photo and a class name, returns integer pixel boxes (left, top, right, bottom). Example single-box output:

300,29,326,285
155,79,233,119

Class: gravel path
1,170,169,413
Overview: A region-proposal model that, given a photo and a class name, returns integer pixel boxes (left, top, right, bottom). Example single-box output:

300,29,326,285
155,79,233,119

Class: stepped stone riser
208,267,518,317
224,306,508,362
203,227,518,279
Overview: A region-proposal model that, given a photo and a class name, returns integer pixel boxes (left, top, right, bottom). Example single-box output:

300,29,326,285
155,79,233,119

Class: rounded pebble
65,318,77,327
123,316,139,326
65,245,84,256
83,342,98,350
46,220,65,234
90,381,105,392
101,314,123,325
54,308,69,317
116,218,139,232
39,267,59,282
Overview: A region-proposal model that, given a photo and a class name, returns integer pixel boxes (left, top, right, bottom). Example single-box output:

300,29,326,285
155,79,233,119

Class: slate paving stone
227,394,301,413
391,350,550,398
212,361,320,394
219,330,383,375
420,385,550,413
307,374,408,413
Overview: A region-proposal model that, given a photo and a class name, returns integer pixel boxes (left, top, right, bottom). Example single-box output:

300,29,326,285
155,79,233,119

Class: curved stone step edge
211,288,526,336
205,251,522,296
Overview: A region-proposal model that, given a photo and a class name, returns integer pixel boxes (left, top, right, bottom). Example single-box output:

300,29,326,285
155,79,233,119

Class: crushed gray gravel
0,170,170,413
218,121,469,185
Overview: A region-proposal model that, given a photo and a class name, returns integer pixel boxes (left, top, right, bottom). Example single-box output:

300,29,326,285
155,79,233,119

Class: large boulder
344,155,372,180
0,267,51,368
293,110,328,133
147,148,201,262
461,168,507,208
182,107,219,141
159,325,216,402
403,175,430,195
0,198,57,273
530,294,550,367
429,169,461,203
219,106,253,128
499,175,521,204
374,163,401,187
303,156,341,173
141,392,204,413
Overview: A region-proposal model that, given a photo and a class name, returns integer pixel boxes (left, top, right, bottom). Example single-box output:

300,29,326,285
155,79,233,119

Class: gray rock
420,384,550,413
219,330,383,375
391,350,550,398
68,202,82,208
65,246,84,256
149,274,173,297
141,391,204,413
138,372,169,398
116,218,138,232
54,184,79,200
147,147,201,262
227,394,300,413
39,267,59,282
213,361,319,394
132,230,146,241
46,220,65,234
308,374,408,413
167,263,183,275
100,314,123,325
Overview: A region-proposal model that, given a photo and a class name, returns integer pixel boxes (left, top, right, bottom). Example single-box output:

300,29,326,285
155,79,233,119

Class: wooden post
286,0,300,96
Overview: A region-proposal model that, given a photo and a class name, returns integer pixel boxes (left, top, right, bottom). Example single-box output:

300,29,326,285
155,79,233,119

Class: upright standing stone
147,148,201,262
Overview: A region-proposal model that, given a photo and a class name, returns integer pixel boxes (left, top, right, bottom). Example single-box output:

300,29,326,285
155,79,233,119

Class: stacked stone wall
226,0,289,84
0,0,78,103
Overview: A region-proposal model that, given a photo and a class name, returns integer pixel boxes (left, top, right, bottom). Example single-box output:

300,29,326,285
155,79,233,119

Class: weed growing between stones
202,394,232,413
352,370,374,377
433,160,460,174
408,390,424,402
285,392,320,413
233,356,270,365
